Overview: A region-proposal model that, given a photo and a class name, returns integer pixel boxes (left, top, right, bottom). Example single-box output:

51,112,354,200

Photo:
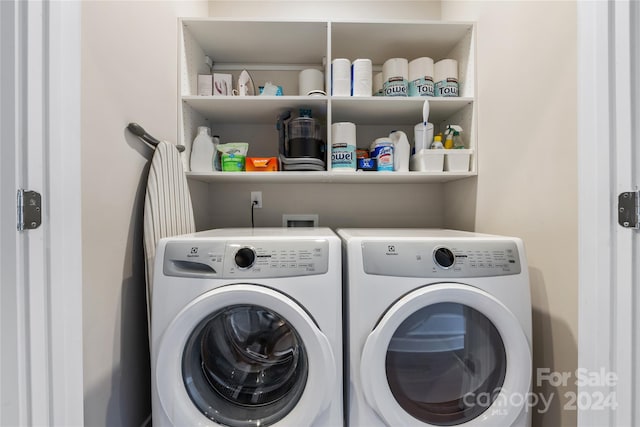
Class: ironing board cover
143,140,195,322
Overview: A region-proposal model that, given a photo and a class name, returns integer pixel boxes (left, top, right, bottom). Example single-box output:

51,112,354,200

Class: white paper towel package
408,57,435,97
382,58,408,97
434,59,459,97
351,59,372,97
331,122,357,171
332,58,351,96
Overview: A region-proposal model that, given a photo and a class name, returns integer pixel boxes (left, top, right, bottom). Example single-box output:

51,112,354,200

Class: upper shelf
331,97,472,125
331,21,474,64
183,96,328,124
183,96,473,125
181,18,474,66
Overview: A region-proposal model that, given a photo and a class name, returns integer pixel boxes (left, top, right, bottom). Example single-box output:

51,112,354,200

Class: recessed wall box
283,214,319,228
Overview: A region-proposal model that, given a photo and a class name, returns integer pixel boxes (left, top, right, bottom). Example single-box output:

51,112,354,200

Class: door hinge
17,190,41,231
618,191,640,229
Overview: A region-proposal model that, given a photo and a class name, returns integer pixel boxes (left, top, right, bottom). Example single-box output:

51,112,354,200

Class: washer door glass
385,302,506,426
182,304,308,427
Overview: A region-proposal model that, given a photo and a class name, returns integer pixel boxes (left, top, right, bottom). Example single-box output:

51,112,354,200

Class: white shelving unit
179,18,476,183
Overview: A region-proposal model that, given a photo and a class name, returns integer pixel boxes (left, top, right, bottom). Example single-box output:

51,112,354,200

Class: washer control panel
163,239,329,278
362,240,521,278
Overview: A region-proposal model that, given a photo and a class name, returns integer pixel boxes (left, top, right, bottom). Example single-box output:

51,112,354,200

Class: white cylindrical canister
331,122,357,171
299,68,324,96
332,58,351,96
373,72,383,96
408,57,435,97
434,59,459,97
414,122,435,152
351,58,372,97
382,58,408,97
370,137,394,171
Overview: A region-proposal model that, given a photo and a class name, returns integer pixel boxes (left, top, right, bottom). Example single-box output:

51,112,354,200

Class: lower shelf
186,171,476,184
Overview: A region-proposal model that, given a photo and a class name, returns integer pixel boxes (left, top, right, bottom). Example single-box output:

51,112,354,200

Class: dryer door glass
385,302,506,426
182,304,309,427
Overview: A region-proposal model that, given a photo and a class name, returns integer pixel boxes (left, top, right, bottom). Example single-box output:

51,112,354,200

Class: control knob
235,247,256,269
433,247,455,269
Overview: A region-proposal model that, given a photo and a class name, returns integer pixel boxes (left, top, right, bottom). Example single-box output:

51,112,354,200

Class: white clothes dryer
338,229,532,427
151,228,342,427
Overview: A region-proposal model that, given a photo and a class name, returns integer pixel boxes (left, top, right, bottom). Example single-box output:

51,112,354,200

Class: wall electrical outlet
250,191,262,208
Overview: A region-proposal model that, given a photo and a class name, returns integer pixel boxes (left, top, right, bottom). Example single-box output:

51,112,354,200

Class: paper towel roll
382,58,409,81
409,57,434,81
409,57,435,97
331,122,357,171
434,59,458,81
434,59,459,97
373,72,383,96
299,68,324,96
351,58,372,97
332,58,351,96
382,58,408,97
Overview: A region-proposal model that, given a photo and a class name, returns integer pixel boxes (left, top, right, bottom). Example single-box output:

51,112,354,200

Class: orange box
245,157,279,172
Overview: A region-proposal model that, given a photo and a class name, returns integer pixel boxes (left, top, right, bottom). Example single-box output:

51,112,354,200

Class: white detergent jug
389,130,410,172
190,126,215,172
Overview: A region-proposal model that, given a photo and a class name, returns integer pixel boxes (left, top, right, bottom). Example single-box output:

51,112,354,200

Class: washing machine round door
155,284,336,427
360,283,531,427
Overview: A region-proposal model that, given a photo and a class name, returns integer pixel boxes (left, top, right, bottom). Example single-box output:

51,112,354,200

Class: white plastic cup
299,68,324,96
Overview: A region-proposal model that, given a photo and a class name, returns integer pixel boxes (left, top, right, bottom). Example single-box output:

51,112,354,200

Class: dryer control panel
163,239,329,279
362,240,521,278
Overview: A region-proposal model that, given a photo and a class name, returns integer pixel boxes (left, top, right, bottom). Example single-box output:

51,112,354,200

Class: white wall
81,1,577,426
208,1,441,20
81,2,208,426
441,2,578,426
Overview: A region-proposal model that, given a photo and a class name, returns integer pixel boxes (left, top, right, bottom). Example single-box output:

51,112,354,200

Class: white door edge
46,1,84,424
0,1,84,425
577,0,637,425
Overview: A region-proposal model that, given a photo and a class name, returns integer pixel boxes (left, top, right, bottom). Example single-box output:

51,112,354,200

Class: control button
434,247,456,269
234,247,256,269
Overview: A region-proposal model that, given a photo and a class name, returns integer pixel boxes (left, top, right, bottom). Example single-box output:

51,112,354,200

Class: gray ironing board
143,140,195,324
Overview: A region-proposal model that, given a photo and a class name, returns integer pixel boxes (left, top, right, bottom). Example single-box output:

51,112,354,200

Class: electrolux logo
386,245,398,256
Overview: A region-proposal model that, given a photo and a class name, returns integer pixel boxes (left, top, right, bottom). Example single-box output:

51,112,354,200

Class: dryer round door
155,284,336,427
360,283,531,427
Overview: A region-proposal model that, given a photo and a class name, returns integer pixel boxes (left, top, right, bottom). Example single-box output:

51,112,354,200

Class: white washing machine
338,229,532,427
151,228,342,427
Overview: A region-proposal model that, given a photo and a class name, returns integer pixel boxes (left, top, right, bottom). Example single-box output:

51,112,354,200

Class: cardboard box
197,74,212,96
213,73,232,96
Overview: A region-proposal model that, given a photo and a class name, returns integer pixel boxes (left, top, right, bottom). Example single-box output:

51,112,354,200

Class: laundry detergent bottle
190,126,215,172
389,130,410,172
